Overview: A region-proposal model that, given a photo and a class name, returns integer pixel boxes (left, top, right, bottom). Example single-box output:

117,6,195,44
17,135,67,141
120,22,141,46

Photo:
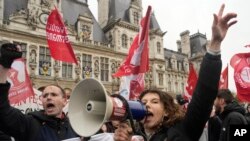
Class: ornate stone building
0,0,208,95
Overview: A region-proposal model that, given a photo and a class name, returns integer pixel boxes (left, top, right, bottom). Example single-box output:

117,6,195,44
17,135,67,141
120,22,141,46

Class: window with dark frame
122,34,128,48
39,46,51,76
100,57,109,81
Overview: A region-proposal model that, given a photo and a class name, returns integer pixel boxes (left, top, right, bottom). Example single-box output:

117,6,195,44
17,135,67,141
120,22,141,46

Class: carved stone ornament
29,49,37,63
27,7,39,28
38,12,49,25
9,9,28,20
53,61,60,74
39,62,51,76
80,25,91,40
40,0,52,9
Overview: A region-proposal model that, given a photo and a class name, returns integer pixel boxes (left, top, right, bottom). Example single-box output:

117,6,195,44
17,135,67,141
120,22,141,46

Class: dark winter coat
143,53,222,141
218,101,247,141
207,116,222,141
0,83,79,141
0,130,12,141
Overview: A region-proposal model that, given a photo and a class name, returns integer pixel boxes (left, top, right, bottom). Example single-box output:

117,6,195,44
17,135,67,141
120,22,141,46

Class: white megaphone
68,78,147,137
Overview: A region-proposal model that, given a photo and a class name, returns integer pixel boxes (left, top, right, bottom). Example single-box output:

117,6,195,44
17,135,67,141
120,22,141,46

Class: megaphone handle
112,95,147,140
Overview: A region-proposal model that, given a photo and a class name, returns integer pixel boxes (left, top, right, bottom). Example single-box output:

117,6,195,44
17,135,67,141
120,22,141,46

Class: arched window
168,82,171,92
158,73,163,85
130,37,133,45
175,82,178,93
181,83,185,93
157,42,161,53
121,34,128,48
100,57,109,82
133,11,139,25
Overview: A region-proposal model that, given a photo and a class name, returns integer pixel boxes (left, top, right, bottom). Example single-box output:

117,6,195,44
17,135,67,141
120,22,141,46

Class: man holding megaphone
0,43,81,141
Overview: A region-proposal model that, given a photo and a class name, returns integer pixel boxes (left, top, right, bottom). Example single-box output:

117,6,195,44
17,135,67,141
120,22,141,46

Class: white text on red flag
46,8,77,64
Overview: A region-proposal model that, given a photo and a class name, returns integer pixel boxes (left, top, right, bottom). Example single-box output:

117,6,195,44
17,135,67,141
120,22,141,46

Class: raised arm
0,43,29,138
209,4,237,52
179,4,237,140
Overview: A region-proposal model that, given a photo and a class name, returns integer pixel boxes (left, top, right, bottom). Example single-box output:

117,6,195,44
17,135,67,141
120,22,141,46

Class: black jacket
144,53,222,141
0,83,79,141
0,130,12,141
218,101,247,141
207,116,222,141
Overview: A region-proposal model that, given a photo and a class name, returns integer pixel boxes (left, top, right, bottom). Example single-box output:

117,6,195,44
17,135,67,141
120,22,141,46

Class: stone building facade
0,0,208,96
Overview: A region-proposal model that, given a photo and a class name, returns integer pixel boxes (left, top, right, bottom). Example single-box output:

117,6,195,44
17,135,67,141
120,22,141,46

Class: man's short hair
43,84,66,97
217,89,234,104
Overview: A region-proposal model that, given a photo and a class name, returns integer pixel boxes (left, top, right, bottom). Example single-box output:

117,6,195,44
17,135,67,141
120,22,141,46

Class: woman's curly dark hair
139,89,185,127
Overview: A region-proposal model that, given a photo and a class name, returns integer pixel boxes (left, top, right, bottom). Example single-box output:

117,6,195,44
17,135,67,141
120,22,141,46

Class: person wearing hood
214,89,247,141
0,43,80,141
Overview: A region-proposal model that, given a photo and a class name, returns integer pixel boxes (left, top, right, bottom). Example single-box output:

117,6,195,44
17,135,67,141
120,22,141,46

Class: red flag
113,6,151,77
219,65,229,89
46,8,77,64
7,59,34,105
230,53,250,102
184,63,198,100
113,6,152,100
119,74,145,100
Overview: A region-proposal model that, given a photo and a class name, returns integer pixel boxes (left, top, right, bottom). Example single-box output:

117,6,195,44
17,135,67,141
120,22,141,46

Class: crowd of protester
1,3,250,141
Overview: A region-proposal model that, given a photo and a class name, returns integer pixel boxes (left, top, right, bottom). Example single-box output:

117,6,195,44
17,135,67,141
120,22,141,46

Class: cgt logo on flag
230,53,250,102
7,59,34,104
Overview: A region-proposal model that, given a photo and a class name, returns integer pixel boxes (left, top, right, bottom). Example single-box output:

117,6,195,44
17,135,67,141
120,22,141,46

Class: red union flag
219,65,228,89
113,6,151,77
46,8,77,64
230,53,250,102
7,59,34,104
113,6,151,100
184,63,198,100
119,74,145,100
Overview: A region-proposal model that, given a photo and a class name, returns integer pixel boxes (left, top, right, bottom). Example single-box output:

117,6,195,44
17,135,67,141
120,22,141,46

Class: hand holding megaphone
114,122,145,141
68,78,147,138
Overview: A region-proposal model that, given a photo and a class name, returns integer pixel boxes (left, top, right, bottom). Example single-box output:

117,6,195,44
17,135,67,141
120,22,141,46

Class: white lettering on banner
12,88,43,114
9,87,29,97
46,32,69,43
46,23,66,33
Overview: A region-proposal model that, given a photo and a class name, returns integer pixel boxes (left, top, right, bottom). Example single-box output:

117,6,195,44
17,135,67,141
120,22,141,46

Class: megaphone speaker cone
68,78,147,137
68,78,111,137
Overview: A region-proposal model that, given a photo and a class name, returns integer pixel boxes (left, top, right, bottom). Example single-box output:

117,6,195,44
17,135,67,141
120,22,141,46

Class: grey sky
89,0,250,92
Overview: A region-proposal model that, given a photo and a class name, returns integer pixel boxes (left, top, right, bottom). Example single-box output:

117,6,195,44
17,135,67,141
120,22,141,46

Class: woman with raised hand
113,4,237,141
